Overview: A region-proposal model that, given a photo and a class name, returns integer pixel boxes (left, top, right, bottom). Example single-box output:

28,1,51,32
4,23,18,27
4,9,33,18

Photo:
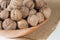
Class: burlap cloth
14,0,60,40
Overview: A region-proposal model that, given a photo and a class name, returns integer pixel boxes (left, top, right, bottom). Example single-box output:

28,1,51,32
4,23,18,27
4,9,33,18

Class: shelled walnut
0,10,9,19
0,21,2,30
18,19,28,29
20,6,29,18
36,12,44,23
3,18,16,30
11,9,22,21
27,15,39,26
40,7,51,18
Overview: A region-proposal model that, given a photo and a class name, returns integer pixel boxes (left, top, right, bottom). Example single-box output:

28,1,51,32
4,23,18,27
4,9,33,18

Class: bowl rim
0,18,48,38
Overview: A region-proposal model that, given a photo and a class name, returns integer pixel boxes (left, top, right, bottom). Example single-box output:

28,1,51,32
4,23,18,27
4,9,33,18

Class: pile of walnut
0,0,51,30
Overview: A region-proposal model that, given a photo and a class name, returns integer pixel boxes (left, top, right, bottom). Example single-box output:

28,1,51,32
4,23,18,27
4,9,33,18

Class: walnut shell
0,10,9,19
0,0,10,9
35,0,46,8
40,7,51,18
27,15,39,26
21,6,29,18
7,4,14,11
29,9,36,15
7,0,23,11
11,0,23,7
3,18,16,30
0,21,2,30
23,0,34,9
36,12,44,23
18,19,28,29
11,9,22,21
0,1,7,9
6,0,11,6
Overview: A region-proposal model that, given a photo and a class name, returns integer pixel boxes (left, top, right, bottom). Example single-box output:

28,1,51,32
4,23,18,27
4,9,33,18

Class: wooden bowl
0,18,48,38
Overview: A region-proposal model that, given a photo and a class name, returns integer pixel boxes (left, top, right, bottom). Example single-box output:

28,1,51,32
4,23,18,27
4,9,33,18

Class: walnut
27,15,39,26
18,19,28,29
40,7,51,18
29,9,36,15
0,0,10,9
7,0,23,11
21,6,29,18
35,0,46,8
6,4,13,11
36,12,44,23
23,0,35,9
0,0,7,9
0,10,9,19
11,0,23,7
11,9,22,21
6,0,11,6
0,0,50,30
0,21,2,30
3,18,16,30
